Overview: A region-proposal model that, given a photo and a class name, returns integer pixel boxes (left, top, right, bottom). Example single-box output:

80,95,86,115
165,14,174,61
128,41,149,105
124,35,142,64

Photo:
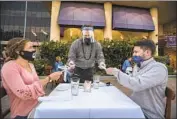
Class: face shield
82,26,95,45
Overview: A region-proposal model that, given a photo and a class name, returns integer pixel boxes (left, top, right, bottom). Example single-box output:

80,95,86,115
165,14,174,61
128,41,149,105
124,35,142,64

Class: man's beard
84,38,91,45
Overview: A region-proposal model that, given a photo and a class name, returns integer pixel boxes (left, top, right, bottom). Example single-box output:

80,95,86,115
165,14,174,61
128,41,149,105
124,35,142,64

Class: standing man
106,39,168,119
68,25,106,83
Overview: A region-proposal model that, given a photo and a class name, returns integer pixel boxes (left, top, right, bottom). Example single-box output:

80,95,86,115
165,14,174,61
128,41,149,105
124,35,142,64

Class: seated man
122,57,132,73
53,56,71,83
106,39,168,119
53,56,64,72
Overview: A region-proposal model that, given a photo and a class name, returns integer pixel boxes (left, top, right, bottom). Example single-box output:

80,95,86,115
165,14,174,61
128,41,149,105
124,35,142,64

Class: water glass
84,80,92,92
93,75,100,89
71,77,80,96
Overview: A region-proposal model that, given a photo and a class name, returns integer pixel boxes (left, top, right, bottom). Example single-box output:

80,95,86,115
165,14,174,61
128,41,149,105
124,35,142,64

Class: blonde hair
56,56,61,61
6,37,30,60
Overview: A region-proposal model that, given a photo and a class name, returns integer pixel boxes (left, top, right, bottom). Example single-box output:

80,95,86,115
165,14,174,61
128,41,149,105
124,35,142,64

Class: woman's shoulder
2,60,17,67
1,60,19,72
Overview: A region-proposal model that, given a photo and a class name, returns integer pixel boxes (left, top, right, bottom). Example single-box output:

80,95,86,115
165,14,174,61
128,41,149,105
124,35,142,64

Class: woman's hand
49,71,63,81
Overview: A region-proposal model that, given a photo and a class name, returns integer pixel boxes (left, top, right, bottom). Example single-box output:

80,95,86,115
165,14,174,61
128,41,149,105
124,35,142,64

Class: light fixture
31,29,37,37
41,29,48,36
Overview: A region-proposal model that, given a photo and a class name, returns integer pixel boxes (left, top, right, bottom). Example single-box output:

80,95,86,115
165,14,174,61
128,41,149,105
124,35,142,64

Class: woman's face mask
19,41,36,61
20,51,36,61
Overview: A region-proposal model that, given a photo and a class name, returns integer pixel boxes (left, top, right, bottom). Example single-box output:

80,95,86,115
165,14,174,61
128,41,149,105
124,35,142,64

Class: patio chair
0,79,10,119
165,87,175,119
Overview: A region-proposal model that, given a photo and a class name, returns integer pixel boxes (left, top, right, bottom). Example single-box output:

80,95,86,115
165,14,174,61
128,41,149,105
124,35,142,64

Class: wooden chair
165,87,175,119
0,82,10,119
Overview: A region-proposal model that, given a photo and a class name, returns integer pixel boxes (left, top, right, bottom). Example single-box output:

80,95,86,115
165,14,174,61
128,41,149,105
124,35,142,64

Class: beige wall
158,25,163,36
61,28,81,41
112,31,148,40
61,28,104,41
149,8,158,55
61,28,148,41
104,2,112,40
50,1,61,41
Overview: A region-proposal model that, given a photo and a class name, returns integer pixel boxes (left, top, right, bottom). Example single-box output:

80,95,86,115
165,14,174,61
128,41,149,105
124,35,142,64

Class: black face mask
19,51,36,61
84,38,91,45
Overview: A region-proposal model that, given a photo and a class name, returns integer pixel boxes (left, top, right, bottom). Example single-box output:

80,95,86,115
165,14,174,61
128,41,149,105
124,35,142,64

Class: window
0,1,51,41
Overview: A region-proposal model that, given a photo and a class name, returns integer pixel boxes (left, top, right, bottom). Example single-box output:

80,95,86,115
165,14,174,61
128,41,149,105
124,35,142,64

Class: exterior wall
61,28,104,41
112,31,148,40
0,1,51,42
163,20,176,35
50,1,61,41
163,20,176,70
159,25,163,36
104,2,112,40
164,47,176,70
58,2,152,42
149,8,158,56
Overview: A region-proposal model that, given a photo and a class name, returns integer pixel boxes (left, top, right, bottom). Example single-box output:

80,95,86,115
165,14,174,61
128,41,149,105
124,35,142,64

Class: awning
113,6,155,31
58,2,105,28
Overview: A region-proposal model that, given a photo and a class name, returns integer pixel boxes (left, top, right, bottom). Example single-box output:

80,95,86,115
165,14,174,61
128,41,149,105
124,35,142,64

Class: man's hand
98,62,106,70
68,61,75,70
106,67,119,77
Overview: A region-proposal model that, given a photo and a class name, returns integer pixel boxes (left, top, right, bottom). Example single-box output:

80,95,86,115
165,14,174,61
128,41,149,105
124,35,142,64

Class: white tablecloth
33,83,145,118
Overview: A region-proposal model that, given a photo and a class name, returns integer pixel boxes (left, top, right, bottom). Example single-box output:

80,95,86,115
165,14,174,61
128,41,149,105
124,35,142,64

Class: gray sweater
68,39,105,69
117,58,168,119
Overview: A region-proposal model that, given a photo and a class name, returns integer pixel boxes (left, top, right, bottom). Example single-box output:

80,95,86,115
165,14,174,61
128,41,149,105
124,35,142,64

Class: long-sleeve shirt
68,39,105,69
117,58,168,119
122,60,132,72
1,60,45,118
53,61,64,72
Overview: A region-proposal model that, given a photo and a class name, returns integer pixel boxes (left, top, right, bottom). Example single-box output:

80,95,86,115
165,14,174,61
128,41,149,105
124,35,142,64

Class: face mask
132,56,144,64
84,38,91,45
20,51,36,61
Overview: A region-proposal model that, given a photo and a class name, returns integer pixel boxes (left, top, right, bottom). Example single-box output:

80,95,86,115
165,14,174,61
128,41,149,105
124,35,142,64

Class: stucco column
104,2,112,40
50,1,61,41
149,8,158,55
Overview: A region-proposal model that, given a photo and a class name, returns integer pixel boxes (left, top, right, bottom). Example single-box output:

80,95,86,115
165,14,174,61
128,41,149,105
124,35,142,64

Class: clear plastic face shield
82,27,95,45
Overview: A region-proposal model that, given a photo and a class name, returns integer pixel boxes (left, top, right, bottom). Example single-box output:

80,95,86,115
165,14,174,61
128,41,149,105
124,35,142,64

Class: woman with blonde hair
1,37,62,119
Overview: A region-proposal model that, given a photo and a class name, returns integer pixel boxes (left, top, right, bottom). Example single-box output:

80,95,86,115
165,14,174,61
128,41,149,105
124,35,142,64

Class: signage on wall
166,36,176,47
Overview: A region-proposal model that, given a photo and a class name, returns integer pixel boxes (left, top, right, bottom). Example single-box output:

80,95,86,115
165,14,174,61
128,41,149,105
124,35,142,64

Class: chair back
165,87,175,119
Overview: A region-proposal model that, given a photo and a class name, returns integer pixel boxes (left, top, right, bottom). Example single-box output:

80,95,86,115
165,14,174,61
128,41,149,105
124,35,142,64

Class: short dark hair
134,39,156,55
